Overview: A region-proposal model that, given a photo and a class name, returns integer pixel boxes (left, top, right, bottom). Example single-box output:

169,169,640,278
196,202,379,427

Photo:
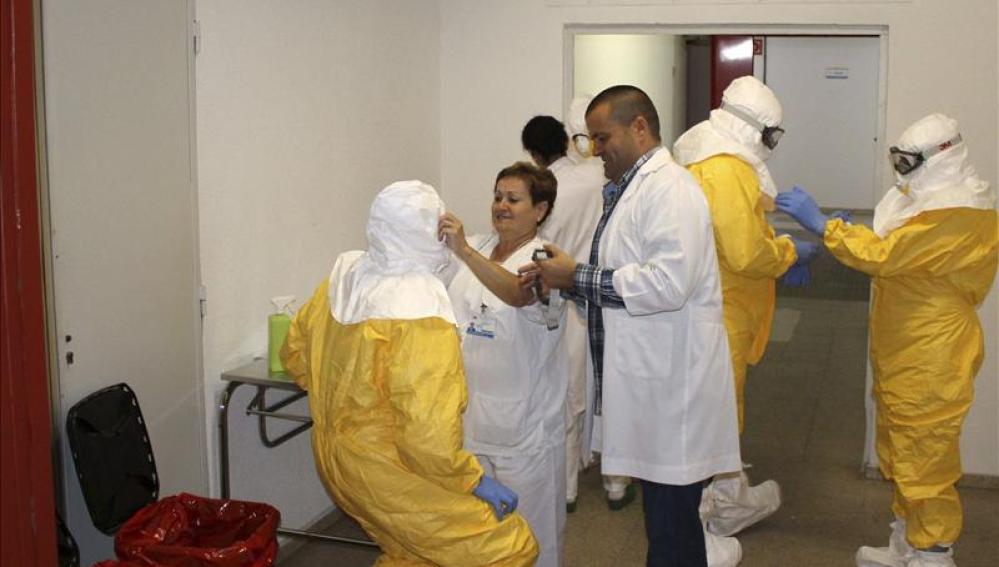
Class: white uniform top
540,156,605,262
446,234,567,457
596,147,741,485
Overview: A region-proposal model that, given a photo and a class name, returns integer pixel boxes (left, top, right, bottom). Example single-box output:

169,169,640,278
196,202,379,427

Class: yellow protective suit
282,280,539,567
824,208,998,549
687,155,798,432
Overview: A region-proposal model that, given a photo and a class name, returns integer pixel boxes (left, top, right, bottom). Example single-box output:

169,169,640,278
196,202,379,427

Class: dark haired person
525,85,742,567
438,162,567,567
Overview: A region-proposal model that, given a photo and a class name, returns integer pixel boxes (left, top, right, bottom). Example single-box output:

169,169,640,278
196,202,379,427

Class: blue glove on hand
775,186,828,236
473,475,519,520
782,262,811,287
829,210,853,224
792,238,820,264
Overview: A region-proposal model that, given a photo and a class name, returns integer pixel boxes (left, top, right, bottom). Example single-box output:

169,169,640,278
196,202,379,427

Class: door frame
1,0,58,564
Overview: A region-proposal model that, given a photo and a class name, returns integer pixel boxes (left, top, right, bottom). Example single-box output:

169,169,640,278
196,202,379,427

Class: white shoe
856,519,911,567
704,471,781,537
903,548,955,567
705,528,742,567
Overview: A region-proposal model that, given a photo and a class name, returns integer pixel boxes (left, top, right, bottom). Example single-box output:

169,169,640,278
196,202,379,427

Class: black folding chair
65,383,158,535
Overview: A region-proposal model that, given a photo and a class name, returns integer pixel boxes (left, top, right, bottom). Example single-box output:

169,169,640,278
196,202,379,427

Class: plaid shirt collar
601,147,660,203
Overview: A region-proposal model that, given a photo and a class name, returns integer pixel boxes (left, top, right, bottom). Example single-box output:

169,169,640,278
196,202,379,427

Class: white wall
439,0,998,475
195,0,441,528
574,34,686,146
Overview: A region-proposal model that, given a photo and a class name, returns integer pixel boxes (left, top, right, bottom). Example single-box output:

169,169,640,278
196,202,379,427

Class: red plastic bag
114,493,280,567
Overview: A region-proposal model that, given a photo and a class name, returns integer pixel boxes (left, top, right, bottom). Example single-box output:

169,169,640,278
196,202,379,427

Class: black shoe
566,499,577,514
607,484,636,511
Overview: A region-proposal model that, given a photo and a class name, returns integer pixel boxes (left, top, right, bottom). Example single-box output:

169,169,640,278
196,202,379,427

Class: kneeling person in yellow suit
281,180,538,567
777,114,997,567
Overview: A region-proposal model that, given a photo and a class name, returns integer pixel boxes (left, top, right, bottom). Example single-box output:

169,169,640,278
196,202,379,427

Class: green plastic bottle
268,295,296,374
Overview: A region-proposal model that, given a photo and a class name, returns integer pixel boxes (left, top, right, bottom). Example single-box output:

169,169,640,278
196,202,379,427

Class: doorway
570,31,883,210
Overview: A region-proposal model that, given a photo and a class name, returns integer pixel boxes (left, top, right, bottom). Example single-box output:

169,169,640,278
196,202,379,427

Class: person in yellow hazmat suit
281,180,539,567
776,114,997,567
672,75,819,540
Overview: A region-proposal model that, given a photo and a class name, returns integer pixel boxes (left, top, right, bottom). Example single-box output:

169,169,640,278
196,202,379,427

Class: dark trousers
641,479,707,567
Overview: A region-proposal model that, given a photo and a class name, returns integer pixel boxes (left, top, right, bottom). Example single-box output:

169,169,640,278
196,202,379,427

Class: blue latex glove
792,238,820,264
782,262,811,287
775,186,828,235
473,475,519,520
829,210,853,224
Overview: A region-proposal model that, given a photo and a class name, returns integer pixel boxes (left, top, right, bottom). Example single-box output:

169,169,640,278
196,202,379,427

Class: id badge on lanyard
466,303,497,339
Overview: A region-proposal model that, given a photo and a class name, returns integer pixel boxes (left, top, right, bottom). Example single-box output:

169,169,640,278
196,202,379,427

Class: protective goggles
721,102,785,150
571,133,594,156
889,134,962,175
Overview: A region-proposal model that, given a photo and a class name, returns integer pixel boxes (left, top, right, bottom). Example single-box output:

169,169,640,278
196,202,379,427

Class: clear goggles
889,134,962,175
721,102,785,150
571,133,594,155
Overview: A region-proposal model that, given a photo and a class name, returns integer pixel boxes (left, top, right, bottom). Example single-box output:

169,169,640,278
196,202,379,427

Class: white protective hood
673,76,782,201
873,113,995,238
566,94,597,165
329,180,456,324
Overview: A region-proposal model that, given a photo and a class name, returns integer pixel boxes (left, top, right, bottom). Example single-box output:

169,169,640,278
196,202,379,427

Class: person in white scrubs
438,162,567,567
521,105,635,513
525,85,742,567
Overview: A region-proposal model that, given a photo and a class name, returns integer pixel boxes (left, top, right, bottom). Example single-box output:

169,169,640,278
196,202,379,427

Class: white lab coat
447,233,566,455
595,147,741,486
540,156,604,477
446,233,567,567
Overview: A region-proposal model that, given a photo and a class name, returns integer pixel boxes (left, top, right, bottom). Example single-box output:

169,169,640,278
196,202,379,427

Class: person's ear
534,200,550,223
632,116,649,140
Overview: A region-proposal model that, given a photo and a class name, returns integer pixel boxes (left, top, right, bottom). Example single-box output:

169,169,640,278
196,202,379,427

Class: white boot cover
704,471,781,537
856,519,911,567
903,547,955,567
705,527,742,567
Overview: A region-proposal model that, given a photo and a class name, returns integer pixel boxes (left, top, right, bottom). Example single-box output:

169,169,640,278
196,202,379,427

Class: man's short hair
521,115,569,165
587,85,661,142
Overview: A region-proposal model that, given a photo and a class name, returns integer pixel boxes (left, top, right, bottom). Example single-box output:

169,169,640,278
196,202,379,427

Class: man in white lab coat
521,106,635,513
525,85,742,567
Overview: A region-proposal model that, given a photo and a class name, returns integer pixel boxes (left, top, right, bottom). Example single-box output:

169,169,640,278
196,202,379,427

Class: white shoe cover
705,528,742,567
703,471,781,537
856,519,912,567
903,548,955,567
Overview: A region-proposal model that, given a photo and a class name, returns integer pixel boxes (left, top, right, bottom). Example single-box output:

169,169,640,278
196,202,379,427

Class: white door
765,36,881,209
41,1,205,563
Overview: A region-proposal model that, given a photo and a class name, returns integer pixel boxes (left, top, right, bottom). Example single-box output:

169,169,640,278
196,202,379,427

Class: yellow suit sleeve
385,320,484,495
824,209,998,278
280,281,328,391
691,155,797,278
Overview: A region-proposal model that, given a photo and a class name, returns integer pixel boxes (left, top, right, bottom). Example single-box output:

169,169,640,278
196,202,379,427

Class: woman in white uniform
438,162,567,567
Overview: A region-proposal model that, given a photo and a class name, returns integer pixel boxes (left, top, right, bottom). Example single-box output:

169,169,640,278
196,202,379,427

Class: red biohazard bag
113,493,280,567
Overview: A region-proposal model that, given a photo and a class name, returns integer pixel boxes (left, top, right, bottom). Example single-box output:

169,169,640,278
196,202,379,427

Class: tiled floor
279,243,999,566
